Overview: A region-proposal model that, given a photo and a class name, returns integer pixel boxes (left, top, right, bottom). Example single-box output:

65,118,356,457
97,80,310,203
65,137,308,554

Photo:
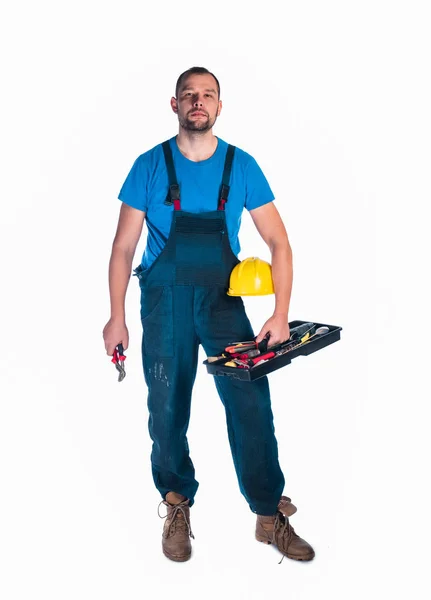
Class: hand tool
225,332,270,354
214,327,323,370
289,322,316,339
224,342,259,353
250,326,329,368
250,334,308,366
236,349,261,359
212,327,315,367
280,326,329,354
251,358,271,367
227,325,314,355
248,323,316,362
232,359,250,369
292,326,329,349
249,350,279,367
207,348,261,363
207,353,229,363
265,322,316,354
250,343,300,368
112,343,126,382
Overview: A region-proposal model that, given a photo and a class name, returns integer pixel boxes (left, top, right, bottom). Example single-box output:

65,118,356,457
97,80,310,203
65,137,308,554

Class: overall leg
141,285,200,506
195,287,285,516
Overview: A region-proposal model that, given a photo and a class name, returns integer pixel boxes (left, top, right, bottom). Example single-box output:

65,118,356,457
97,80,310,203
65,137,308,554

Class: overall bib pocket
140,286,174,357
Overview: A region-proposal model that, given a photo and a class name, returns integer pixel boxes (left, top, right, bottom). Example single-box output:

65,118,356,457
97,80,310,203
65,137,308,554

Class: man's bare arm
249,202,293,344
109,203,146,319
103,203,145,354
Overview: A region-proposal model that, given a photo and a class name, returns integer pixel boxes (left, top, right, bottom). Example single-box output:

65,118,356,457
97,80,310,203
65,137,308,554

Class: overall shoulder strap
218,144,236,211
162,140,181,210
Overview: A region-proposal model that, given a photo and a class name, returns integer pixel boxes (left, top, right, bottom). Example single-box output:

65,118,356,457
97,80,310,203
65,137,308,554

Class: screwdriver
224,332,270,354
207,348,261,363
250,326,329,368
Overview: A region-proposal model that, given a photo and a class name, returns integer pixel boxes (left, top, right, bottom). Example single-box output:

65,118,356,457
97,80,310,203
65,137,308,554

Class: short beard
179,113,217,133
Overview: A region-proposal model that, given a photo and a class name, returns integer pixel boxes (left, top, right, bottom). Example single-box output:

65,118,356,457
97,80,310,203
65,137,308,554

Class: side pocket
140,286,174,358
209,291,254,346
211,290,245,314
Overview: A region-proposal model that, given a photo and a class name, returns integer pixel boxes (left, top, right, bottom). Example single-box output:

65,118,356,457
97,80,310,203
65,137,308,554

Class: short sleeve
118,156,148,212
244,156,275,211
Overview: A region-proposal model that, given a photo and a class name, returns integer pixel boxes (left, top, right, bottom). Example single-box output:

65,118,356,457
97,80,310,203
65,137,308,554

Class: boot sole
163,548,192,562
256,535,315,561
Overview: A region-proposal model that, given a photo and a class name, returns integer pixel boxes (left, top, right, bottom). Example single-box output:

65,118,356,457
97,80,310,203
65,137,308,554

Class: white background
1,1,430,598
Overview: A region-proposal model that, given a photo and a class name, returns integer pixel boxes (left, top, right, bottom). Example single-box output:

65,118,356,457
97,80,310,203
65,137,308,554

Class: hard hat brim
227,289,274,296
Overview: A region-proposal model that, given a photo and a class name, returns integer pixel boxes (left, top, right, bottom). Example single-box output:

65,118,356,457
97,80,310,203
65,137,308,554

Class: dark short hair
175,67,220,99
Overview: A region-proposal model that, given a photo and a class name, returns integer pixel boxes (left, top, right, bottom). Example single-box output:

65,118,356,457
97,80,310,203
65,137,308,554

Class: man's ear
171,97,178,113
217,100,222,116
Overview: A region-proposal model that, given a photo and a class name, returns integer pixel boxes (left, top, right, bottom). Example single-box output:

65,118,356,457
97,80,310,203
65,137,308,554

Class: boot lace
158,500,195,539
273,512,294,564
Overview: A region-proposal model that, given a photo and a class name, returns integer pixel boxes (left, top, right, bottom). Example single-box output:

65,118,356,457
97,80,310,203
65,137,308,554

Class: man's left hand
255,314,290,347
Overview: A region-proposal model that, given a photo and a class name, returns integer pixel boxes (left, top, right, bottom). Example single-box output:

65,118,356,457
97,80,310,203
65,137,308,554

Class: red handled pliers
112,343,126,382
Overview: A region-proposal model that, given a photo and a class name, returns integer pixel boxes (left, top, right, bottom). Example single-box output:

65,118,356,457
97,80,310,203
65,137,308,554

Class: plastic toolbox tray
203,319,342,381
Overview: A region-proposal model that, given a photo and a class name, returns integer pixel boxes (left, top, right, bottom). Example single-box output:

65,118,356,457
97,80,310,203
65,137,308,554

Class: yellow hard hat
227,257,274,296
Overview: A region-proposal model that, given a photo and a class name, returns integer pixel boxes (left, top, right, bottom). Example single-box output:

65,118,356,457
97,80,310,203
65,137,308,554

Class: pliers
112,343,126,382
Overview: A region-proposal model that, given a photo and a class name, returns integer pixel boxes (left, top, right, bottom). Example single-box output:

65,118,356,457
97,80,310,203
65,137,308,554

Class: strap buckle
164,184,181,206
218,184,230,210
220,184,230,202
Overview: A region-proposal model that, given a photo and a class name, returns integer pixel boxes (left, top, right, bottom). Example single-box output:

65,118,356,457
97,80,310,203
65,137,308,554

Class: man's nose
193,95,204,106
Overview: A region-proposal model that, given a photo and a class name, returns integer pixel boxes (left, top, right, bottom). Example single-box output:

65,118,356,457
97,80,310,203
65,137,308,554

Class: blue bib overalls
133,141,285,515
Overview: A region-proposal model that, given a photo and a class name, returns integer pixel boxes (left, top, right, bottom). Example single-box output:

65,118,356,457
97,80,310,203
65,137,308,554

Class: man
103,67,314,563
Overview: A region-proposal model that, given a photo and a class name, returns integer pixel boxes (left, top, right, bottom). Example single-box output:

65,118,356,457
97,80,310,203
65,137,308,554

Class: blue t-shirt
118,136,275,269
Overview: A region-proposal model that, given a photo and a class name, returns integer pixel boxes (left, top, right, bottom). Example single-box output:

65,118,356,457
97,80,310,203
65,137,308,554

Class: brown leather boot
158,494,194,562
256,496,315,562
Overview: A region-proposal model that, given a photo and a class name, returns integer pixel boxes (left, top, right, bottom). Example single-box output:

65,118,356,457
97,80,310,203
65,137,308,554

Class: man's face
171,74,222,133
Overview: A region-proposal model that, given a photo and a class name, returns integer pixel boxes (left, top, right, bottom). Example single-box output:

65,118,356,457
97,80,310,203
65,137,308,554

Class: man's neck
175,130,218,162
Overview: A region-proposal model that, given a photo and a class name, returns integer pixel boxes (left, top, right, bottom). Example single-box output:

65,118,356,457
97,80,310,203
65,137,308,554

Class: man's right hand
103,318,129,356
